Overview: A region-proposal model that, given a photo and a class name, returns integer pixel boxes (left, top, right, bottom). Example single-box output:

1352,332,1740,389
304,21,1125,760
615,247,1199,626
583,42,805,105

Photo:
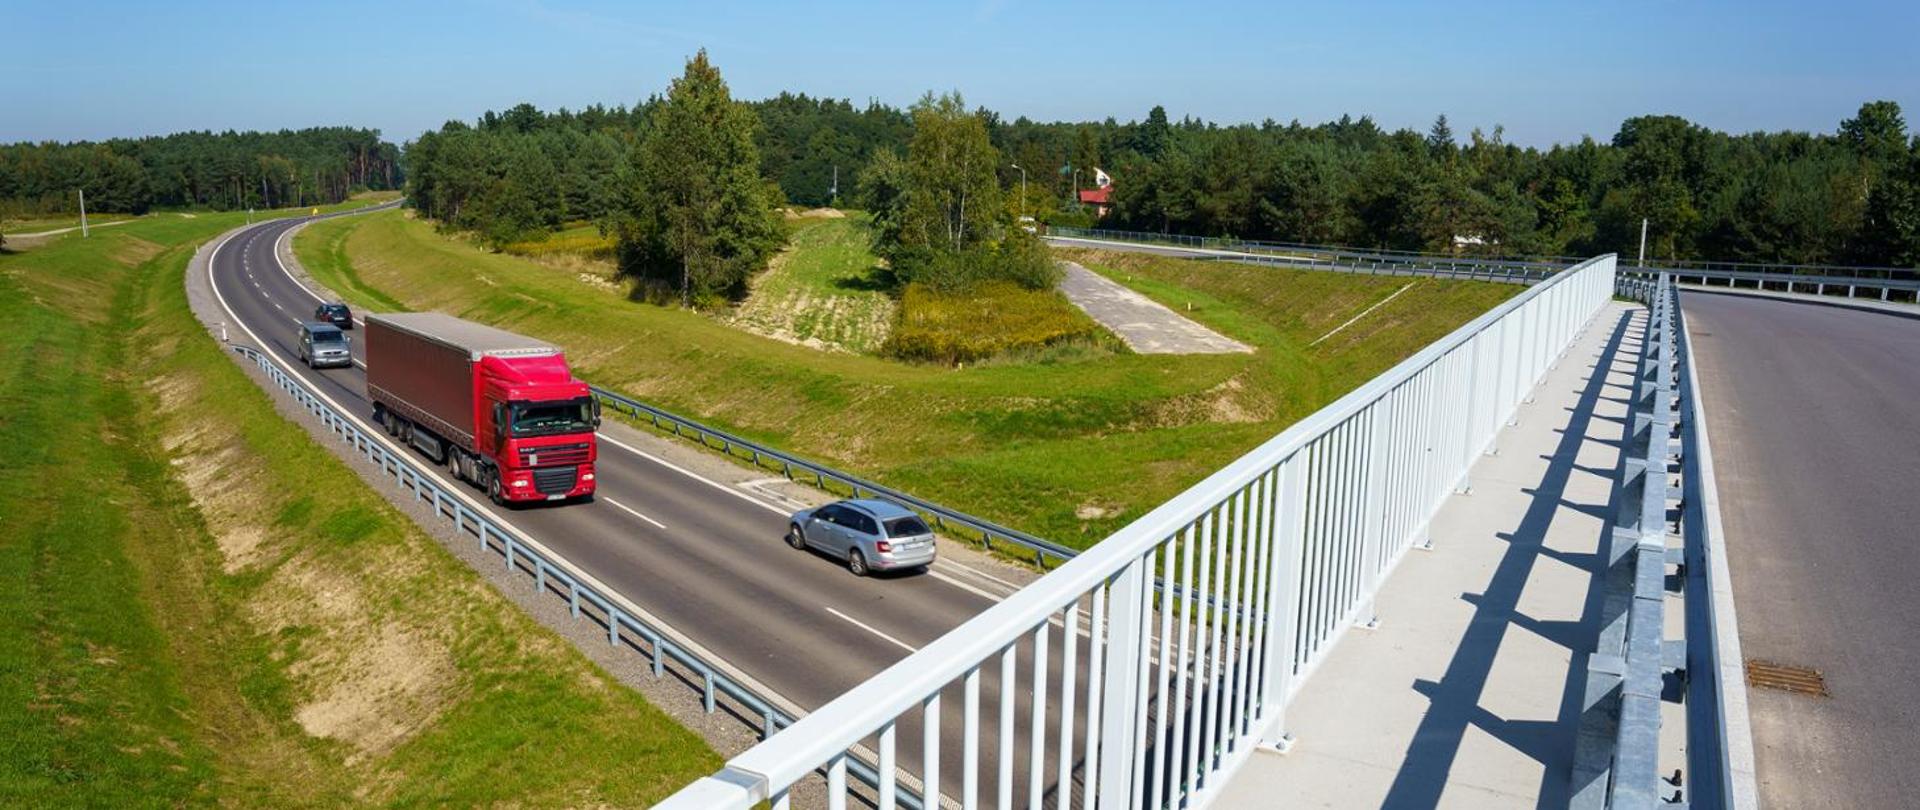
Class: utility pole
830,165,839,207
1010,163,1026,219
78,188,89,238
1637,218,1648,268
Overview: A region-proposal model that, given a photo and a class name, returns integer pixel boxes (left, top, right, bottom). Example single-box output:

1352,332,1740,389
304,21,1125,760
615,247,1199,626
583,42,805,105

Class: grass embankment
0,212,140,235
0,212,716,805
886,281,1117,364
729,214,895,353
297,208,1518,548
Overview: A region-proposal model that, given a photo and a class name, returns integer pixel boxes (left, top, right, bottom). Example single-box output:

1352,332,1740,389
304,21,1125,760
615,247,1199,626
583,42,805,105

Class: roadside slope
296,209,1517,547
0,213,716,805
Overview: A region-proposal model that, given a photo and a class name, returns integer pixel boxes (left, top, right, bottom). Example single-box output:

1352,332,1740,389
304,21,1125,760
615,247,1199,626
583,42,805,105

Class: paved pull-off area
1682,291,1920,808
1220,301,1651,807
1056,260,1252,354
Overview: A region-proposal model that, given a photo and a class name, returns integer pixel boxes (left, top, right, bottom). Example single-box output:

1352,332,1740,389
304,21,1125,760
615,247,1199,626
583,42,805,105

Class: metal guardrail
590,387,1080,568
1050,225,1920,303
1639,265,1920,303
1572,274,1750,808
226,342,921,806
660,254,1618,809
1048,226,1563,284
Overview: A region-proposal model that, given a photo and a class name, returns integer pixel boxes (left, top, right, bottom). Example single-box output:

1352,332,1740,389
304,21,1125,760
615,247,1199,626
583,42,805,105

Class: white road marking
211,220,809,722
593,432,793,516
257,213,1033,611
602,495,667,529
825,607,917,653
1310,281,1418,346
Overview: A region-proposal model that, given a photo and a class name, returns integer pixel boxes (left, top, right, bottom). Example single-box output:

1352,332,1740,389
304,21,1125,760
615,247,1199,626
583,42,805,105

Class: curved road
205,212,1103,794
1683,291,1920,808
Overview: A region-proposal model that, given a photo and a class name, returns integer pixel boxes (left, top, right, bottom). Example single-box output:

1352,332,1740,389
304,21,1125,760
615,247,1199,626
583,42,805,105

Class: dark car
315,302,354,329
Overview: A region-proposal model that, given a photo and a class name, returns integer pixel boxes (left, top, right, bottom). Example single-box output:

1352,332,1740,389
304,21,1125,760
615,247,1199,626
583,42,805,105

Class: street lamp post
1010,163,1026,219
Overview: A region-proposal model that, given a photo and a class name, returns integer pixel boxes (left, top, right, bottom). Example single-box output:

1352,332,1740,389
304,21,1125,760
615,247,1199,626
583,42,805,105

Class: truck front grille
532,466,578,496
521,443,591,466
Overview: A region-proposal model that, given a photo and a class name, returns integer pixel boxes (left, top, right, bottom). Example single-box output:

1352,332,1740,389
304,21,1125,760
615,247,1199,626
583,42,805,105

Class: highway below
1682,291,1920,808
204,212,1107,800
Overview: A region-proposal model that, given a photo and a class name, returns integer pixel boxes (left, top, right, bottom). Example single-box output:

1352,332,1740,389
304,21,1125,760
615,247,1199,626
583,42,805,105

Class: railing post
1259,453,1306,750
1096,555,1150,807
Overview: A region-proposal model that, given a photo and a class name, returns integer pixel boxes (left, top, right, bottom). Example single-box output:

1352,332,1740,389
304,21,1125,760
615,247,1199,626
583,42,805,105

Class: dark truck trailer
365,312,599,505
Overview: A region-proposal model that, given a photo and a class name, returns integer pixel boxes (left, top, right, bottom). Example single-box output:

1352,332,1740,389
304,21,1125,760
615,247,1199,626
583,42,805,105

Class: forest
0,127,401,218
405,96,1920,269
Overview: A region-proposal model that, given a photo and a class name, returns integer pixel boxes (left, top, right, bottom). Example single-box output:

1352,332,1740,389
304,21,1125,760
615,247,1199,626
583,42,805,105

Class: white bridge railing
661,255,1619,809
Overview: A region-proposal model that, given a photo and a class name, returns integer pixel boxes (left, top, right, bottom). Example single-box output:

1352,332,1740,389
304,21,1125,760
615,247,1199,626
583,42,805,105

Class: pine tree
615,50,782,304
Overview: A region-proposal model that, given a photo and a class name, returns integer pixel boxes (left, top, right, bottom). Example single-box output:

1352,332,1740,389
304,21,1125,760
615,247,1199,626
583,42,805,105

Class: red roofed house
1077,185,1112,217
1078,167,1115,217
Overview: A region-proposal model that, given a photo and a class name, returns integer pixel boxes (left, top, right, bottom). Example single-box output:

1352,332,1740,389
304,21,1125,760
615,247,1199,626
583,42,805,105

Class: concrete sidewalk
1056,260,1252,354
1219,301,1646,808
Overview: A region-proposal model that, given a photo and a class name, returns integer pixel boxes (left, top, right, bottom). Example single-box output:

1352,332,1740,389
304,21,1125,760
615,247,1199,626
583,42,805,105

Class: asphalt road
1682,291,1920,808
204,213,1116,798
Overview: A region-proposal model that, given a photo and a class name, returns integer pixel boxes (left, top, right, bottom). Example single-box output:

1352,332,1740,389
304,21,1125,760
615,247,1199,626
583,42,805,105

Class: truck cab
475,352,601,503
364,312,600,506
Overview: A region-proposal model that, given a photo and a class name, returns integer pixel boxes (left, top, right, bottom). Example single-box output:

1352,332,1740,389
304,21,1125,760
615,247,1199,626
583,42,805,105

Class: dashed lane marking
602,496,668,530
825,607,918,653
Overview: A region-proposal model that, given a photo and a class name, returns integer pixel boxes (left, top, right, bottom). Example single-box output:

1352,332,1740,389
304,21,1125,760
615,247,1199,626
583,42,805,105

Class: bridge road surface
209,213,1121,803
1682,291,1920,808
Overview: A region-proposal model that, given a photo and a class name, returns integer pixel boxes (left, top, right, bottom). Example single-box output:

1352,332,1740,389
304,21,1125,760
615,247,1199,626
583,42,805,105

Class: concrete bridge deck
1220,301,1667,807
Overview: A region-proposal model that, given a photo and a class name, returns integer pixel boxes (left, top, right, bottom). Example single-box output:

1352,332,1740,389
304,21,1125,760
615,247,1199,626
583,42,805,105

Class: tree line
1082,102,1919,267
405,88,1920,270
0,127,401,217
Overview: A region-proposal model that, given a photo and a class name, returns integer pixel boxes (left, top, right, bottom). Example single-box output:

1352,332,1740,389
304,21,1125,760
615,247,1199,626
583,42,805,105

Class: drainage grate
1746,660,1829,696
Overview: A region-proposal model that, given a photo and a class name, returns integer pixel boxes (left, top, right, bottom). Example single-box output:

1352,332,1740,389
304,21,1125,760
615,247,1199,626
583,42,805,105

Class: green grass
0,210,717,806
295,209,1519,549
0,212,140,235
728,214,896,353
885,280,1119,364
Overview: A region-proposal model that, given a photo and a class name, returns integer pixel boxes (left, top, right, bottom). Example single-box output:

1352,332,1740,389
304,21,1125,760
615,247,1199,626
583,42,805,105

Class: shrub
886,233,1062,293
883,281,1116,365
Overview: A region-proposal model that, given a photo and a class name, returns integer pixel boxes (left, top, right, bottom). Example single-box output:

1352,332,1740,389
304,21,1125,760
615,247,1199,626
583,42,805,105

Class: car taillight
875,541,892,553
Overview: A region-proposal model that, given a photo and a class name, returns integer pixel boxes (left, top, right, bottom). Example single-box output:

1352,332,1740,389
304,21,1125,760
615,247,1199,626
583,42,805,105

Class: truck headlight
581,473,594,481
510,479,528,487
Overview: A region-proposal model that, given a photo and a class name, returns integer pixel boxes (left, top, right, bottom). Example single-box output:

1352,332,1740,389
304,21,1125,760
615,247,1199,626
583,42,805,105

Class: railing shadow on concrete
659,256,1619,810
1375,306,1639,809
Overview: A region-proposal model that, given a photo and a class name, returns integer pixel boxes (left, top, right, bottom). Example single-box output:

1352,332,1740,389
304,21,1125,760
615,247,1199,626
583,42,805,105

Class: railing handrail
667,253,1618,803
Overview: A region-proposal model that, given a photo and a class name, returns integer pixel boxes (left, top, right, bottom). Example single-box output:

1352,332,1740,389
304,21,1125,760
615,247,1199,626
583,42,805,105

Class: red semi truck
365,312,599,505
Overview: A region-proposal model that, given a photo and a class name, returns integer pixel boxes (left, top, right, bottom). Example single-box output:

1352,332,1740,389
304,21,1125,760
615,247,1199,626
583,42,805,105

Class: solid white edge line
267,218,806,520
268,210,1030,611
602,495,667,530
1680,308,1761,808
824,607,918,653
205,218,808,722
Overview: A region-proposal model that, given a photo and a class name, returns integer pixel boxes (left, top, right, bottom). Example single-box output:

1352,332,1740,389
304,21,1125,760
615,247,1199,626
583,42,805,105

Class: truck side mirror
491,402,506,433
590,398,602,428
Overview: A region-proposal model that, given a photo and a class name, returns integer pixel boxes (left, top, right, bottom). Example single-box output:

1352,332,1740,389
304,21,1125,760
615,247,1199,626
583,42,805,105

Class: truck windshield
510,398,594,437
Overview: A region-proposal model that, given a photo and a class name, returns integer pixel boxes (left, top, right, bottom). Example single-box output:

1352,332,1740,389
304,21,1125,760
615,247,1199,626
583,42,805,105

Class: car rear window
884,516,930,537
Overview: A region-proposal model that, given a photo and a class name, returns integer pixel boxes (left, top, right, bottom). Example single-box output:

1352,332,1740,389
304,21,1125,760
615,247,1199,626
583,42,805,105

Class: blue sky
6,0,1916,148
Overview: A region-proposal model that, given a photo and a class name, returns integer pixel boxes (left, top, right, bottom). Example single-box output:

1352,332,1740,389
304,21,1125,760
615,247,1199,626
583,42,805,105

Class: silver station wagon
787,499,937,576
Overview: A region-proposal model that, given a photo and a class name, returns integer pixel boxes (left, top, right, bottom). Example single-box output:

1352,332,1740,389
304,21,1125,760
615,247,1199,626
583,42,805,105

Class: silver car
788,499,937,576
297,321,353,368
